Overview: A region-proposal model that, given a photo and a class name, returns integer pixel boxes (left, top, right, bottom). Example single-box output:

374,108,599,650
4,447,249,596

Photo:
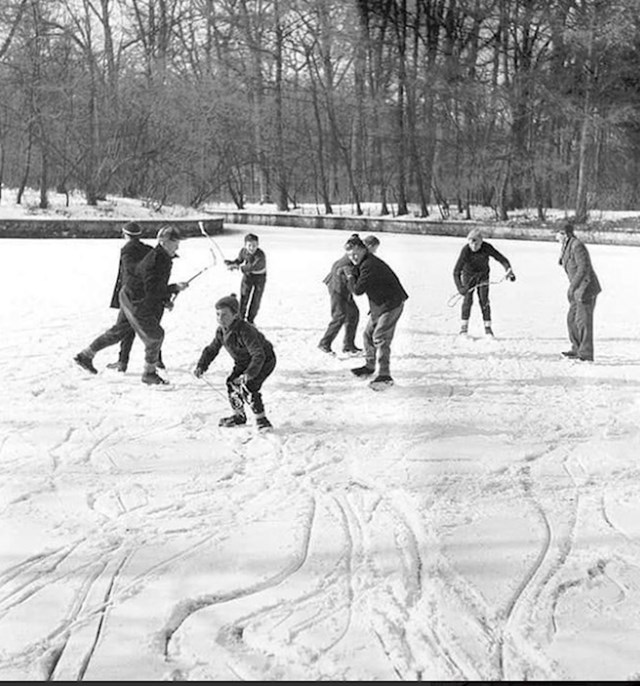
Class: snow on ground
2,203,640,680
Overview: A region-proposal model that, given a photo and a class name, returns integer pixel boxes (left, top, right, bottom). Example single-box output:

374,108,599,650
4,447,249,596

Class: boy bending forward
194,294,276,430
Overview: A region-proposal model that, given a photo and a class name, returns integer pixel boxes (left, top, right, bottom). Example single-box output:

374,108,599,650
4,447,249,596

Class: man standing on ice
556,222,601,362
119,225,189,385
343,234,408,390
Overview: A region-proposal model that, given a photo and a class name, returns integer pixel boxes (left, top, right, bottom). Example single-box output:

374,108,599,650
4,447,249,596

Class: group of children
75,221,599,432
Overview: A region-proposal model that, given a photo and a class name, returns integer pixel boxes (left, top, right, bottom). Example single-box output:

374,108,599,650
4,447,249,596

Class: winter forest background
2,0,640,226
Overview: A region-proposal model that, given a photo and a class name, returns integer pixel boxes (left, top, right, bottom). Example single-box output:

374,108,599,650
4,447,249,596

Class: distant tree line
0,0,639,223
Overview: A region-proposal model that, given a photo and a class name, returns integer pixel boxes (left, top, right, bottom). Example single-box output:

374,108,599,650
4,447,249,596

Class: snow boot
106,361,127,372
343,345,362,354
219,413,247,427
142,371,169,385
369,375,394,391
256,416,273,431
351,365,375,377
74,352,97,375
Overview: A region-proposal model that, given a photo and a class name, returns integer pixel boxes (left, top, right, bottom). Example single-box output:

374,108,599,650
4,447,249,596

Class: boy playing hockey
194,294,276,430
452,228,516,337
224,233,267,324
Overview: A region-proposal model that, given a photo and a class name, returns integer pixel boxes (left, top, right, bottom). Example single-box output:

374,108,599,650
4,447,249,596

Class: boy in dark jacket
194,294,276,430
452,228,516,336
318,235,362,355
224,233,267,324
344,235,409,390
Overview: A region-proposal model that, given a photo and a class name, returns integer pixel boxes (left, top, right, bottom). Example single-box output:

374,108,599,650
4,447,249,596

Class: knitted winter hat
559,222,575,236
344,235,366,250
215,293,240,313
122,221,142,236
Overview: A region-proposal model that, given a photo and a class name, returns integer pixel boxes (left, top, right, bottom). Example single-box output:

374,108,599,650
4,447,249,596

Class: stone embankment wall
2,210,640,247
0,217,223,239
217,210,640,247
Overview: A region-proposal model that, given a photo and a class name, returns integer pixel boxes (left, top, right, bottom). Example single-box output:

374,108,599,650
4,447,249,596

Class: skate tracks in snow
2,335,640,680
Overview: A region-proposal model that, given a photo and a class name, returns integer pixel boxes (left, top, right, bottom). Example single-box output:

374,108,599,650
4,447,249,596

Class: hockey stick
447,275,507,307
168,263,214,306
196,372,229,402
199,220,226,264
185,264,213,284
168,222,221,307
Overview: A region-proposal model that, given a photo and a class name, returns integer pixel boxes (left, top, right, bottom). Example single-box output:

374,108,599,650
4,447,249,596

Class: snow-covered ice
2,223,640,681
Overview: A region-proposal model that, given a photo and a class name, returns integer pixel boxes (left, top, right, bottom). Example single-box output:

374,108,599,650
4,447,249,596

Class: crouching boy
194,294,276,430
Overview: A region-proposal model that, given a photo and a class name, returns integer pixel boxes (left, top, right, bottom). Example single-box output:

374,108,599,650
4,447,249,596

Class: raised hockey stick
199,220,226,264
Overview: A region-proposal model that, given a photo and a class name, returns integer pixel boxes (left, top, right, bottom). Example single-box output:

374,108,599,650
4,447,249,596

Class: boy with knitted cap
194,293,276,430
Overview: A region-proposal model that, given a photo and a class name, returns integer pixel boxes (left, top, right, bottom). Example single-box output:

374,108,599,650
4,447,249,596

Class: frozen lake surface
1,225,640,680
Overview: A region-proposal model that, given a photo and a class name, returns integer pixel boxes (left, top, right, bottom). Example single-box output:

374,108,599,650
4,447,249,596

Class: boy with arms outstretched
224,233,267,324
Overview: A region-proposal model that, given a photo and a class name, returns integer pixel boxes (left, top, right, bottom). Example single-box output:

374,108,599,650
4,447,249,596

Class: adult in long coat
106,225,162,371
557,222,601,362
74,222,153,375
343,234,408,390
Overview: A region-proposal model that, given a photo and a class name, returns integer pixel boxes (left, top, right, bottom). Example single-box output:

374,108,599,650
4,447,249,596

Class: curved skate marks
155,496,317,659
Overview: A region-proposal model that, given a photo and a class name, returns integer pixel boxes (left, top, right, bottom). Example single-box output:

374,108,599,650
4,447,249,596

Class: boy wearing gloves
452,228,516,337
194,294,276,430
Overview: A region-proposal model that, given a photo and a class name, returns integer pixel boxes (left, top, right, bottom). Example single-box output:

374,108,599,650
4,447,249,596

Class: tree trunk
273,0,288,212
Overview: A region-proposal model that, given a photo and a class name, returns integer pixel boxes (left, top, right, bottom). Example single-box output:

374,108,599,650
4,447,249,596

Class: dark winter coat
125,244,180,316
323,254,353,299
110,238,153,308
453,241,511,292
196,318,276,381
349,252,408,314
559,235,601,301
227,247,267,275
